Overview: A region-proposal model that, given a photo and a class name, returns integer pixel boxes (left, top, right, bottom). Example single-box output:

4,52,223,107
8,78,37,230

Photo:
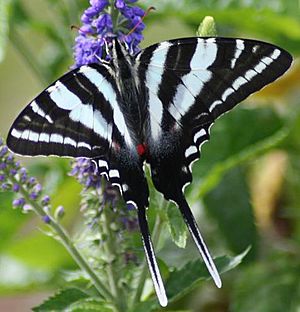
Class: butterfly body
7,37,292,307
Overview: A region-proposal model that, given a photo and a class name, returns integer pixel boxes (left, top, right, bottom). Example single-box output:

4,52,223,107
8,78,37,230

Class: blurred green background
0,0,300,311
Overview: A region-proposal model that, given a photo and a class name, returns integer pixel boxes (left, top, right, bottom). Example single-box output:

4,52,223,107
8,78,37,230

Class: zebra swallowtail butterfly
7,37,292,306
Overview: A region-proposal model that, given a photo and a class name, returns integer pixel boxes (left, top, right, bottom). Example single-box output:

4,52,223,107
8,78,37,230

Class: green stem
7,172,114,302
109,0,120,33
130,208,165,309
102,205,127,312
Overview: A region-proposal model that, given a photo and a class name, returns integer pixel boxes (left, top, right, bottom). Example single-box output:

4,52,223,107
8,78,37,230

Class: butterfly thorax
111,39,148,152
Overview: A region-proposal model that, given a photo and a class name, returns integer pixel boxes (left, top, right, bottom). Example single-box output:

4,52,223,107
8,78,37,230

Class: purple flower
0,146,8,157
13,198,26,208
70,158,101,189
34,184,42,193
115,0,126,9
1,183,10,190
29,192,38,200
73,0,145,67
42,215,51,224
55,205,65,219
126,202,136,210
23,204,32,213
28,177,36,185
13,184,20,192
10,169,17,175
6,154,14,163
42,195,50,205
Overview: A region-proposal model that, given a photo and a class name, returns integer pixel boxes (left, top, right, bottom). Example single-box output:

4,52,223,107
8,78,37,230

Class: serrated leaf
32,288,89,312
0,0,11,62
67,298,114,312
166,203,187,248
132,248,249,312
203,167,258,259
166,247,249,301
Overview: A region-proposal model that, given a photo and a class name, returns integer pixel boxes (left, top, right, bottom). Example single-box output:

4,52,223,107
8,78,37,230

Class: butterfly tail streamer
137,206,168,307
176,195,222,288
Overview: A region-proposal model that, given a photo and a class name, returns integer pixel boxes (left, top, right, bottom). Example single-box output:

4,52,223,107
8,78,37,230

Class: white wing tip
214,275,222,288
158,293,168,307
209,262,222,288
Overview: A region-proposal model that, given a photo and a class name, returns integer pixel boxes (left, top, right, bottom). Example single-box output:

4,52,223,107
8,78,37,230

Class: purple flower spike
73,0,145,67
70,159,101,189
0,139,54,217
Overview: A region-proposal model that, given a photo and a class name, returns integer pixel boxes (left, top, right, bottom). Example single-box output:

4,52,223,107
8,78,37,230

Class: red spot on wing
137,143,147,156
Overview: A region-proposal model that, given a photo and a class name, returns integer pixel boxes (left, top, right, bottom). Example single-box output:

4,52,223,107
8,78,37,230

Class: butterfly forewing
8,64,123,159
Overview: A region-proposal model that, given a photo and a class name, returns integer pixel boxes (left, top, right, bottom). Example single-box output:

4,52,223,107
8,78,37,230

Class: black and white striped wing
7,63,132,161
137,37,292,288
137,36,292,192
7,60,168,306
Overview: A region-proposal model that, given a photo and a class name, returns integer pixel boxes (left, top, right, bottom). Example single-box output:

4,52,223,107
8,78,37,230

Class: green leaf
166,203,187,248
0,0,11,62
231,253,300,312
32,288,89,312
132,248,249,312
174,8,300,55
192,107,285,198
68,298,114,312
203,167,258,259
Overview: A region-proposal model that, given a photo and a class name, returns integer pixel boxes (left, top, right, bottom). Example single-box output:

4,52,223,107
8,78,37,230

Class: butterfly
7,37,292,306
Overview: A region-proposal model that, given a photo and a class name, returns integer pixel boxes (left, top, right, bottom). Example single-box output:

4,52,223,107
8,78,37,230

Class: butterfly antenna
137,205,168,307
176,194,222,288
126,6,156,37
71,25,92,36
